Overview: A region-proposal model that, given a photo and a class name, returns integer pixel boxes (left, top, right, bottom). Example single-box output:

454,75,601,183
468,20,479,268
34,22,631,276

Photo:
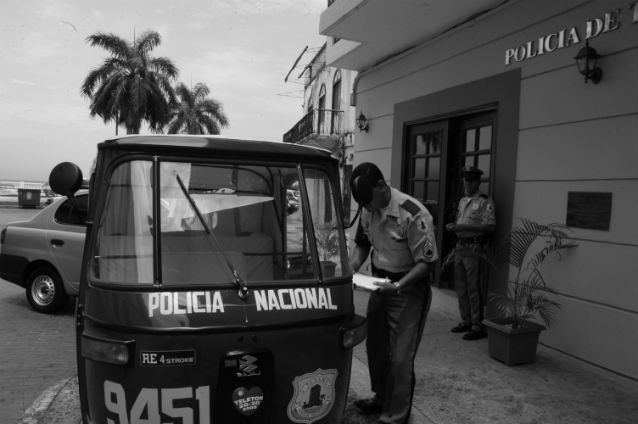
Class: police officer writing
349,162,438,424
445,166,495,340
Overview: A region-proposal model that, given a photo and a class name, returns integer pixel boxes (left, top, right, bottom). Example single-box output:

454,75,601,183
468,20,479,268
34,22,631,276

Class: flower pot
320,261,336,278
483,318,545,365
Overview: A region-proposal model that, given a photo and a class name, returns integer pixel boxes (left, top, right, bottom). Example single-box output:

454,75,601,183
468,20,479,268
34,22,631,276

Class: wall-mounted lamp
574,40,602,84
356,112,369,132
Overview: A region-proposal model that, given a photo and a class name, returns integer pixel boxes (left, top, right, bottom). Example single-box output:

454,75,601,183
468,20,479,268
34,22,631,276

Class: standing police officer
349,162,438,424
446,166,495,340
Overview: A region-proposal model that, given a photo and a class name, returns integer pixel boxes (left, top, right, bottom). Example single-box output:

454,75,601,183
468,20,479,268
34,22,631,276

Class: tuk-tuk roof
100,135,335,162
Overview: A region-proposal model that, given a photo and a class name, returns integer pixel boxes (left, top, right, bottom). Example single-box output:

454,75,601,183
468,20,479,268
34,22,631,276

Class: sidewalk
396,289,638,424
21,289,638,424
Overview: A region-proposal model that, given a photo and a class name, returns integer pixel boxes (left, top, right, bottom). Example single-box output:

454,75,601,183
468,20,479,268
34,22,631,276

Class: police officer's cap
350,162,384,204
460,166,483,177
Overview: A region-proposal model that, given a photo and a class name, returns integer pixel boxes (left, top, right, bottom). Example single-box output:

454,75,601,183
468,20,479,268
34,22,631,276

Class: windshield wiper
175,175,249,300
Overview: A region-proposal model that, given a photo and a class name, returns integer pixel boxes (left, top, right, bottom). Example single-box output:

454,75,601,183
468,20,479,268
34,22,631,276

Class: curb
21,376,80,424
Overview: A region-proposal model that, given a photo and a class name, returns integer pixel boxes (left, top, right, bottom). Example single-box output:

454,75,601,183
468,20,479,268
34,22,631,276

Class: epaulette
400,199,421,216
479,193,488,199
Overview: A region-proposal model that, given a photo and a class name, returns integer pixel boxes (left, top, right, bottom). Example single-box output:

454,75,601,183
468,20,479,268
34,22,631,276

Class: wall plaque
566,192,612,231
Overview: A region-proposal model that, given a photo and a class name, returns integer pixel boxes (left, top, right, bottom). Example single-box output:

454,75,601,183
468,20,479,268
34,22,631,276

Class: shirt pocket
388,233,410,253
466,210,484,224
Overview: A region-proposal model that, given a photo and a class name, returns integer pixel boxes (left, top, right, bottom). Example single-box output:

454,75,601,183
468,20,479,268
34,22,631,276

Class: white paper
353,273,387,291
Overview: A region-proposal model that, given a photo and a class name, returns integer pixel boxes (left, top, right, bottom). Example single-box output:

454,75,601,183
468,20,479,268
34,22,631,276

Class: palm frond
193,83,210,99
149,57,179,78
487,218,577,329
82,60,126,97
523,269,547,289
85,33,129,58
199,115,221,135
136,30,161,54
175,83,194,105
167,118,183,134
526,237,577,273
536,299,561,328
509,218,548,268
489,292,515,319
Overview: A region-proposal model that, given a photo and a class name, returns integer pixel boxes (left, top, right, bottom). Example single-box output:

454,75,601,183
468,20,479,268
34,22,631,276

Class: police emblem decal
287,368,338,423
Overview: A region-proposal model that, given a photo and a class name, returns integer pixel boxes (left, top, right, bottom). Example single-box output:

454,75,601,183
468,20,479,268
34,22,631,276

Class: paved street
0,206,77,423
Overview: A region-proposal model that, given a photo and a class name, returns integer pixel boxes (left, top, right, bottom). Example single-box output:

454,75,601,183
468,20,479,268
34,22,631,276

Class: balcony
283,109,345,148
320,0,504,71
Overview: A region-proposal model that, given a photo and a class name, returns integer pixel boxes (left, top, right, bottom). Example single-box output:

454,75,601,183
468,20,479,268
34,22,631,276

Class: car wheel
26,266,69,313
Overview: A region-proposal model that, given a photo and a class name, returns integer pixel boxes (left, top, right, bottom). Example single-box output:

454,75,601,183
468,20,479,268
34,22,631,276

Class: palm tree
81,30,178,134
167,82,229,134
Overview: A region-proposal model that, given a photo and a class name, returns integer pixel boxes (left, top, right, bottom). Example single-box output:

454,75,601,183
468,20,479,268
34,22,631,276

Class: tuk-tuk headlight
81,335,133,366
341,315,367,349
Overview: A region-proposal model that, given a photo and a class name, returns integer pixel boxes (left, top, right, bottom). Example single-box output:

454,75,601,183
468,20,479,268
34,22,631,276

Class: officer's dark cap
350,162,384,204
460,166,483,178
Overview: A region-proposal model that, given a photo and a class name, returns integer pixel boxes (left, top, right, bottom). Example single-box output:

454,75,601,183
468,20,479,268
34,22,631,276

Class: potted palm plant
314,223,340,278
483,218,577,365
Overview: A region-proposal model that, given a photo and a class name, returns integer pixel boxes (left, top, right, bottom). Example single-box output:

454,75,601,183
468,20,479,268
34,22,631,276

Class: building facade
283,43,358,215
320,0,637,380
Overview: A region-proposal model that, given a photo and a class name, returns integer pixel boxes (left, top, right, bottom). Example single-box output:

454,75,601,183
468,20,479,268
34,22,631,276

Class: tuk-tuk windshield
91,159,346,286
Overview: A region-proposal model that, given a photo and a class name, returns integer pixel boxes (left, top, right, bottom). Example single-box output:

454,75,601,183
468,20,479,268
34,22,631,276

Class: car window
55,194,88,226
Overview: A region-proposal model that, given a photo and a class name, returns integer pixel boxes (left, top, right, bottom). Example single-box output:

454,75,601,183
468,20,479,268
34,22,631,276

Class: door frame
391,70,521,292
402,110,497,289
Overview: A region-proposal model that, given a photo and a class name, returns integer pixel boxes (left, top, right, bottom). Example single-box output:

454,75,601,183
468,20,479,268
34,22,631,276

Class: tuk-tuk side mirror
49,162,83,198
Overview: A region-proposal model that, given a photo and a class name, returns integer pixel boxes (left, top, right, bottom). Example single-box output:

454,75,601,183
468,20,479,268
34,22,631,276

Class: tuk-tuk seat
162,232,274,281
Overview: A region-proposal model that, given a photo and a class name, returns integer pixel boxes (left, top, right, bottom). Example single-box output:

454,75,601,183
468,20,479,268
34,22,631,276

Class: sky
0,0,326,181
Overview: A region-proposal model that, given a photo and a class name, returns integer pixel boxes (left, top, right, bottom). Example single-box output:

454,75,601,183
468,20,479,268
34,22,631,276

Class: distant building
283,43,358,216
0,180,45,194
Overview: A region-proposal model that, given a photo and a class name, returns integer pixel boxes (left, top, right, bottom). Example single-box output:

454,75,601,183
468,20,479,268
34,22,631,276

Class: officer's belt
457,236,488,246
371,263,408,281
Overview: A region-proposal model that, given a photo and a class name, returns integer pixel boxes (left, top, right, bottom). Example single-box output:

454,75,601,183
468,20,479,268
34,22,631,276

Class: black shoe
354,397,383,414
462,329,487,340
450,322,472,333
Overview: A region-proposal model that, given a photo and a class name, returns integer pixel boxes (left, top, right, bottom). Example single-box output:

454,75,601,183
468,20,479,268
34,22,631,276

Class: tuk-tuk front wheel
26,266,68,313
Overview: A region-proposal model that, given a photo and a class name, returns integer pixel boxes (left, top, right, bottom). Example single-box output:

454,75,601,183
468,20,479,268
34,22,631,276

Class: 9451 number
104,380,210,424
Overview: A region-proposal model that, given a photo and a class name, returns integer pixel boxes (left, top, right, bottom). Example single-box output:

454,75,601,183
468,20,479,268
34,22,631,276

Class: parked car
0,191,87,313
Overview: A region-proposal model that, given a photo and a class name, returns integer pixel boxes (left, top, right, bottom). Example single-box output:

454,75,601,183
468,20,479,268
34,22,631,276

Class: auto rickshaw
49,135,366,424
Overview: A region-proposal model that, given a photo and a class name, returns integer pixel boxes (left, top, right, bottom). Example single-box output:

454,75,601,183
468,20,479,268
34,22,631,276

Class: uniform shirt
455,190,495,238
355,187,438,274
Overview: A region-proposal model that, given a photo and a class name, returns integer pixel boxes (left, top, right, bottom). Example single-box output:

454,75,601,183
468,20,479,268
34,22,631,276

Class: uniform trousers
366,268,431,424
453,243,487,331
